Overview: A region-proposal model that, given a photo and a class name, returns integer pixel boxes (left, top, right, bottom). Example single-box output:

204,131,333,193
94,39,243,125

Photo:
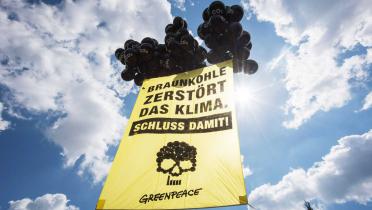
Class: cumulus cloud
361,91,372,111
282,48,371,128
9,193,78,210
0,0,172,182
0,102,10,131
249,130,372,210
242,0,372,128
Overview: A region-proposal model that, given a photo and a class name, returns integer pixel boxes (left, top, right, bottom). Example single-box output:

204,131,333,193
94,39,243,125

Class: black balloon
243,59,258,74
134,73,144,86
141,37,157,47
124,39,139,50
237,31,251,45
123,48,138,66
229,5,244,22
197,23,208,39
207,50,232,64
202,8,209,21
121,67,135,81
165,24,176,34
124,39,134,49
208,1,225,16
229,22,243,39
115,48,125,64
173,16,187,29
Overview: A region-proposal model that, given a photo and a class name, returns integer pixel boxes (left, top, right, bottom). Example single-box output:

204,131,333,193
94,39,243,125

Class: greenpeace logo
139,188,203,204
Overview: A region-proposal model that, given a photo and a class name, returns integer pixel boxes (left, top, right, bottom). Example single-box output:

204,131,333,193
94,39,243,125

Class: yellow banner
97,60,247,209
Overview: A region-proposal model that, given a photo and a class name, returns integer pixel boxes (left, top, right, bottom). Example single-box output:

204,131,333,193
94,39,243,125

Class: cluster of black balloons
197,1,258,74
115,17,207,86
164,17,208,73
115,1,258,86
115,38,160,86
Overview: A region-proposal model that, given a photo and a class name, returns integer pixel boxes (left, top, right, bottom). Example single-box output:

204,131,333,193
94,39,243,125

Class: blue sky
0,0,372,210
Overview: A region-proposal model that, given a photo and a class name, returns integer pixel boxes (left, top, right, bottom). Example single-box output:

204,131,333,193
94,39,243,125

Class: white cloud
282,48,370,128
9,193,78,210
249,129,372,210
172,0,186,11
243,0,292,37
243,165,253,178
0,0,172,183
241,155,253,178
0,102,10,131
242,0,372,128
361,91,372,111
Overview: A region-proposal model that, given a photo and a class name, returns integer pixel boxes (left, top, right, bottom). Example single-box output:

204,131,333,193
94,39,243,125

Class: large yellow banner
96,60,247,209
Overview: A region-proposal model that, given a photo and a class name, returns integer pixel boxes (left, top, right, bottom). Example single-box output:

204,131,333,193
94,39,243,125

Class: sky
0,0,371,210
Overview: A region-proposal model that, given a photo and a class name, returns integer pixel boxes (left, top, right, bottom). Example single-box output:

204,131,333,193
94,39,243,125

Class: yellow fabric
97,60,246,209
